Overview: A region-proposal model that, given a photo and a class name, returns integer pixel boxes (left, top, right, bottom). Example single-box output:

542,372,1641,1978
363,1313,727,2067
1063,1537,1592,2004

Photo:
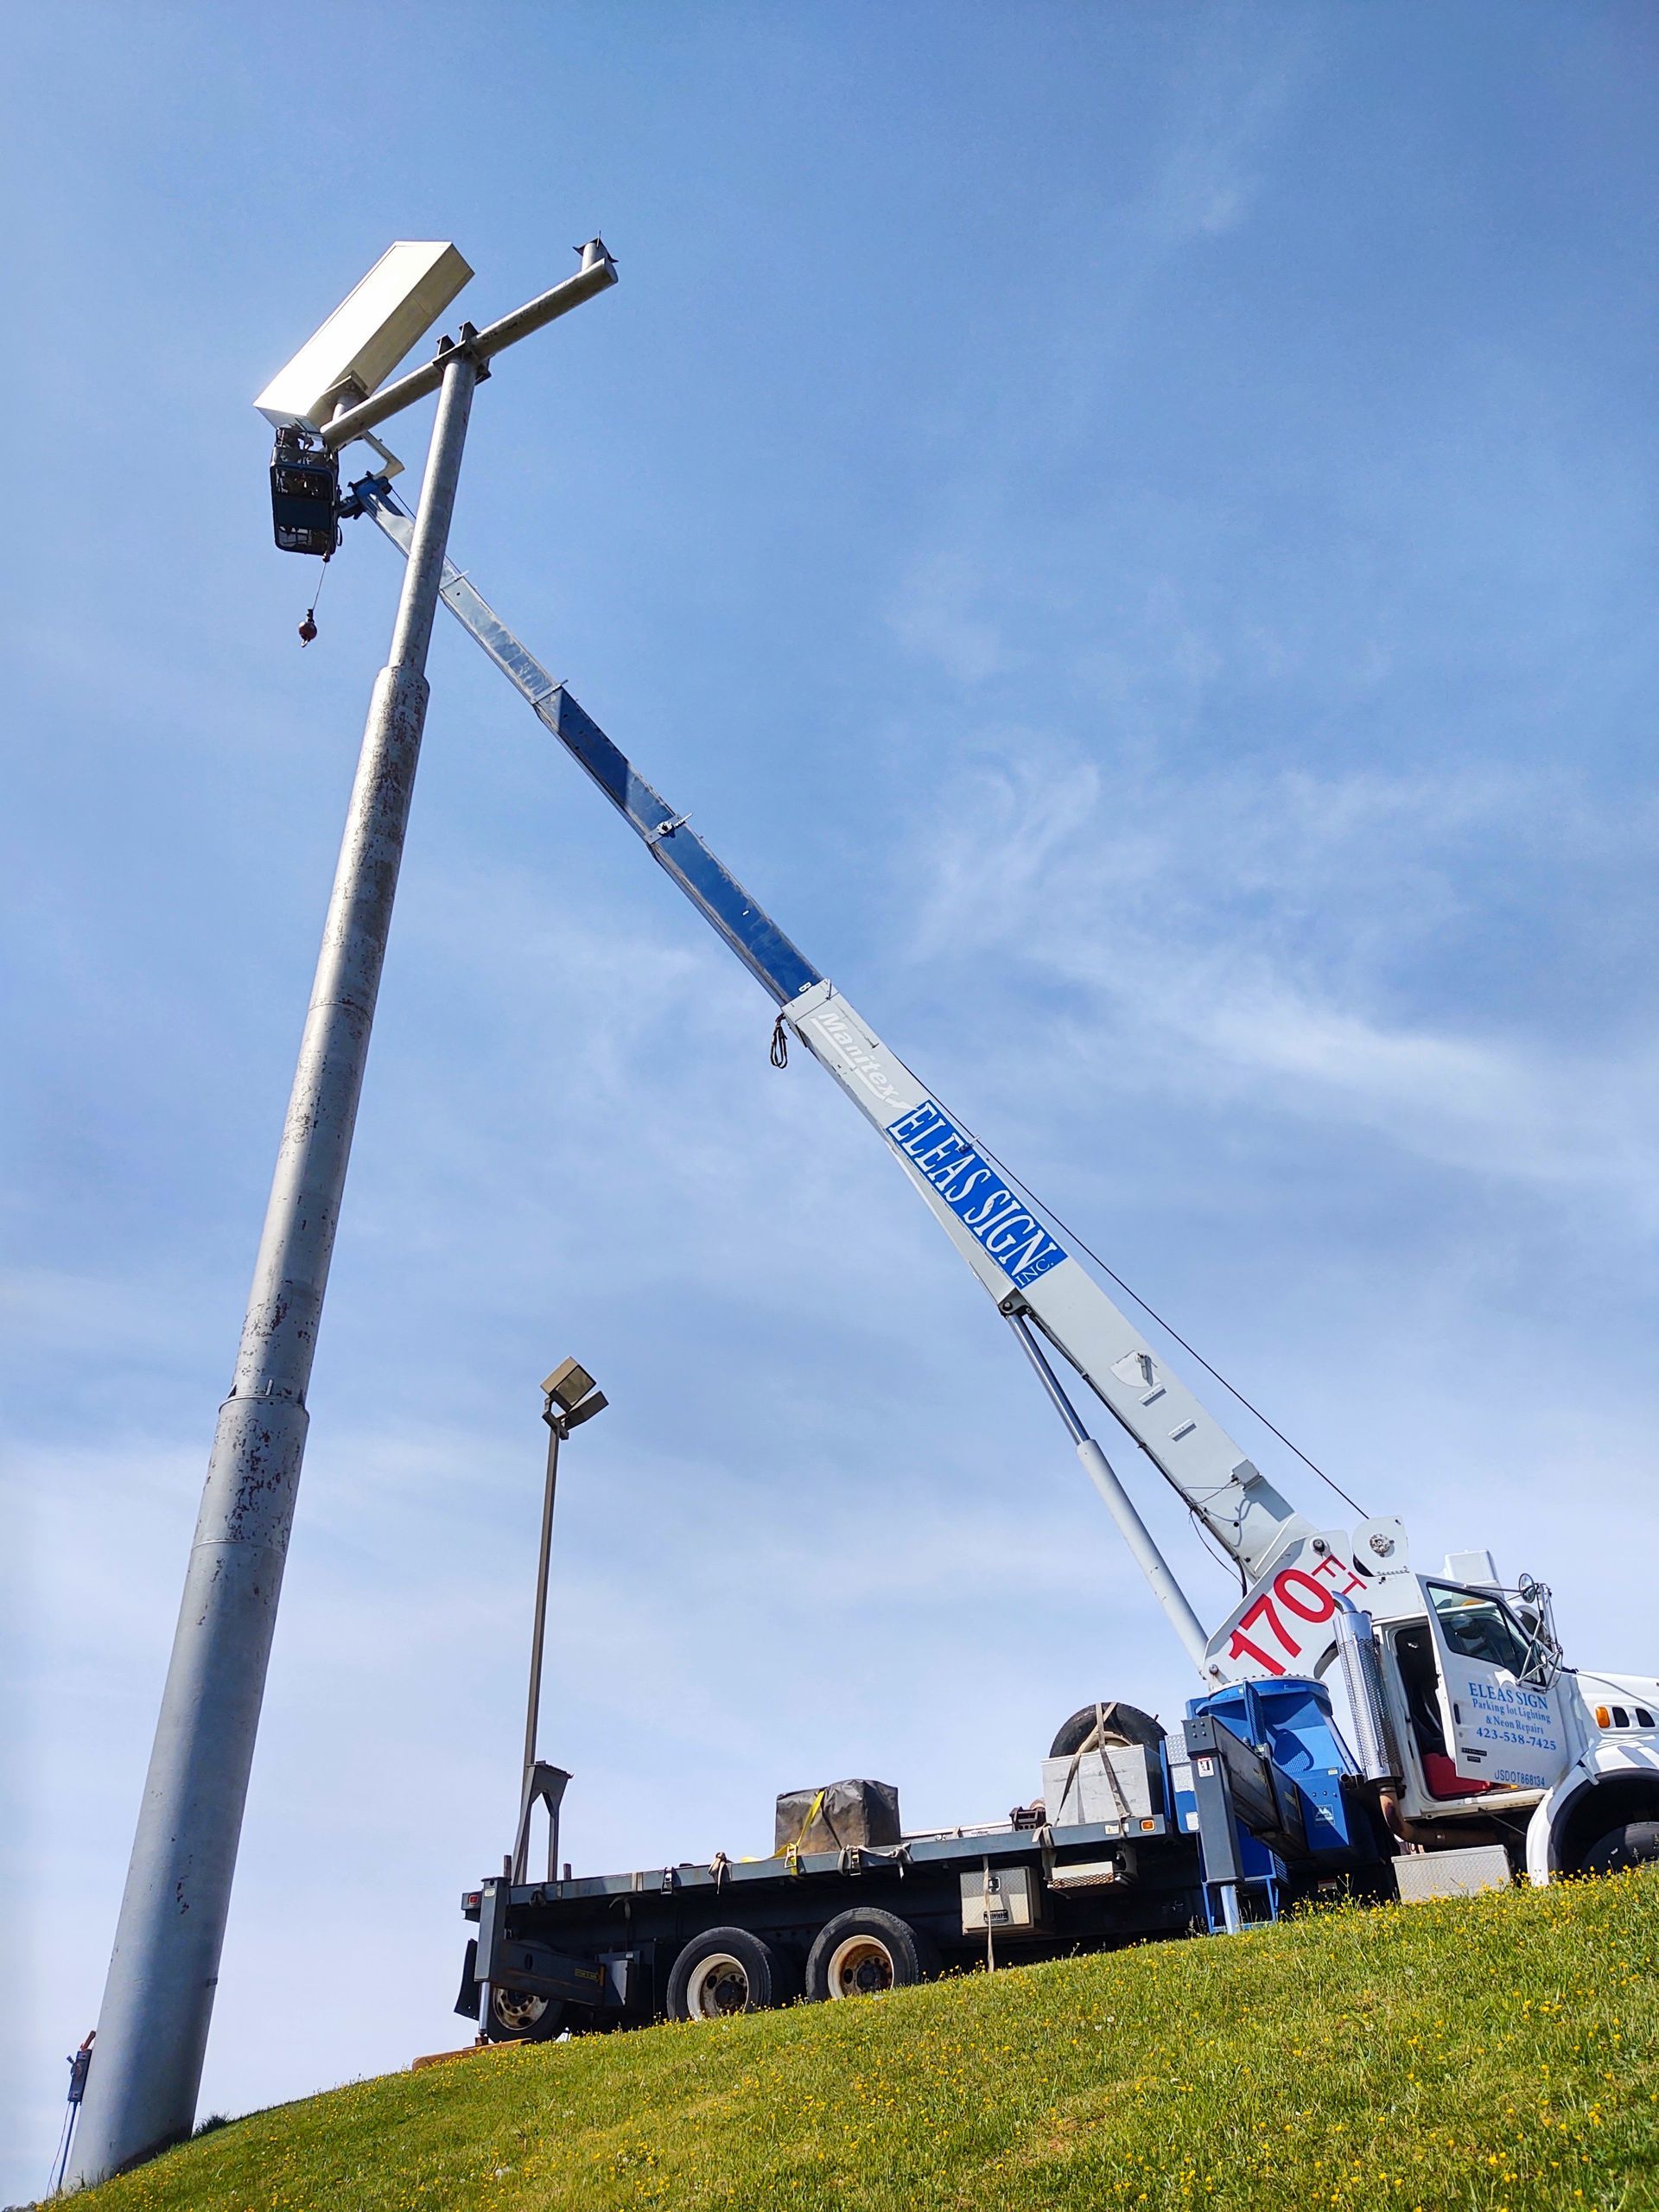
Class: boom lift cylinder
1010,1314,1210,1676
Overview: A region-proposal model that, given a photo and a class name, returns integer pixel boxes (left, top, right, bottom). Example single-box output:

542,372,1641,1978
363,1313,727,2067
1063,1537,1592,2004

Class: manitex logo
886,1103,1068,1288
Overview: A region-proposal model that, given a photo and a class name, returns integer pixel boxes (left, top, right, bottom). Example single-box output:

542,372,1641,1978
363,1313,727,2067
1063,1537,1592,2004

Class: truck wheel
805,1909,938,2002
484,1987,568,2043
1576,1820,1659,1875
1049,1700,1165,1759
666,1927,797,2021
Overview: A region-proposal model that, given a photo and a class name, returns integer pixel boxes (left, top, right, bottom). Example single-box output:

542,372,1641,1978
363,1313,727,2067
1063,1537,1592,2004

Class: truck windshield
1427,1584,1539,1676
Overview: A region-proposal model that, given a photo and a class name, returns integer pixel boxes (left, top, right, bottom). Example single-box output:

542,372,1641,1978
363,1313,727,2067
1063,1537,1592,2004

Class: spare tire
1049,1700,1166,1760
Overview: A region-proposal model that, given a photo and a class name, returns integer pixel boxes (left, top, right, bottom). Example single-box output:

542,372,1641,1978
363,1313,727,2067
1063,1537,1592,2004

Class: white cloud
898,737,1659,1217
887,551,1008,685
1132,18,1311,247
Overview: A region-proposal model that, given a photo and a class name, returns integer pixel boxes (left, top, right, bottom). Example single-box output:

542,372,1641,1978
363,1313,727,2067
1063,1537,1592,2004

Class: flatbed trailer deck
463,1823,1193,2036
458,1709,1387,2037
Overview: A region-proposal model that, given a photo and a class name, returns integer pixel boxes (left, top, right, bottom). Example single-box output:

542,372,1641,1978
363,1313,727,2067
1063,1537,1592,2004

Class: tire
666,1927,798,2021
804,1909,939,2003
1576,1821,1659,1876
1049,1700,1166,1760
483,1986,568,2043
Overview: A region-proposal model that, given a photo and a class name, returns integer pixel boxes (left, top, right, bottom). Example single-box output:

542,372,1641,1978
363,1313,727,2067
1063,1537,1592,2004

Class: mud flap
454,1937,480,2019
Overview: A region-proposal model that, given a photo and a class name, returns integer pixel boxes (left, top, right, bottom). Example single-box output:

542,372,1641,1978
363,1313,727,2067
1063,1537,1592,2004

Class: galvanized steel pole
69,348,479,2189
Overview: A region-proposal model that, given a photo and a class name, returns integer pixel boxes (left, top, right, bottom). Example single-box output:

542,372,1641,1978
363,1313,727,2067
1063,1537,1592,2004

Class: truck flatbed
458,1719,1381,2038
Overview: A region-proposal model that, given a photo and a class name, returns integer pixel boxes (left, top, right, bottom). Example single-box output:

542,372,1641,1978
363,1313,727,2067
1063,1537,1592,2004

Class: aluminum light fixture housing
543,1358,597,1413
254,240,474,430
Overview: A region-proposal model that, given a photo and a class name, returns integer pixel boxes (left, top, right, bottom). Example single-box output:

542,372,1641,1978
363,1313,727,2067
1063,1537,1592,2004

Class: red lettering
1274,1567,1338,1624
1238,1591,1300,1657
1311,1552,1366,1598
1226,1628,1287,1677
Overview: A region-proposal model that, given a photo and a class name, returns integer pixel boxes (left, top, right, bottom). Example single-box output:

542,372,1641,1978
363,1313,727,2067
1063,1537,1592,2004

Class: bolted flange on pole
68,347,479,2189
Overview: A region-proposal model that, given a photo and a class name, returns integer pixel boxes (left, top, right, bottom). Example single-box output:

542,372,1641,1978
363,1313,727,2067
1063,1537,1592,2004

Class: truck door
1421,1580,1569,1792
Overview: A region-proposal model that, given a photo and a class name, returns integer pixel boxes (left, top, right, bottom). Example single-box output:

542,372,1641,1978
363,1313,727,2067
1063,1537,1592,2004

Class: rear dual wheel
805,1909,938,2003
665,1908,938,2022
666,1927,798,2021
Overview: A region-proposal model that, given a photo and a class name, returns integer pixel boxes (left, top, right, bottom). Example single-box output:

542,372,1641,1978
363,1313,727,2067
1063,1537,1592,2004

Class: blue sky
4,1,1657,2194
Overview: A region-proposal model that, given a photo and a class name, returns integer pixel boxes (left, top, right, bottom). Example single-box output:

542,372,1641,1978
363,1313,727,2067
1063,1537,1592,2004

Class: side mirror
1514,1573,1563,1688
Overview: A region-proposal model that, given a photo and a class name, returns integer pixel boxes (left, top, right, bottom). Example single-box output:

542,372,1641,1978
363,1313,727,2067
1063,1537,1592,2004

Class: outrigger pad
775,1778,902,1856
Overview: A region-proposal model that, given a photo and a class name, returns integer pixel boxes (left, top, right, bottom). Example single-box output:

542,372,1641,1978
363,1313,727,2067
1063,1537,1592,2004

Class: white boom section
352,479,1325,1613
780,980,1318,1585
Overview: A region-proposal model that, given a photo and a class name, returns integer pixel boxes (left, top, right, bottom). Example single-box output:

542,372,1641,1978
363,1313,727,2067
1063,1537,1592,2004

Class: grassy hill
71,1867,1658,2212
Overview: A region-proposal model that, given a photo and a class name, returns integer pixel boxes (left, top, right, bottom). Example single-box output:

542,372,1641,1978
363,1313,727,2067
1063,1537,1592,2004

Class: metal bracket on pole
512,1762,573,1886
321,239,617,452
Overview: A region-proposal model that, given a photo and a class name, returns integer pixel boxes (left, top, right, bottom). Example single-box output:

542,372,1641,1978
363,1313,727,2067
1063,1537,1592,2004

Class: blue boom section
354,478,821,1007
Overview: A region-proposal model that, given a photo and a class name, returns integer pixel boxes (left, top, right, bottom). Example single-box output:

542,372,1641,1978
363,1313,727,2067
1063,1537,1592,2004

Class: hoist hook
298,548,332,645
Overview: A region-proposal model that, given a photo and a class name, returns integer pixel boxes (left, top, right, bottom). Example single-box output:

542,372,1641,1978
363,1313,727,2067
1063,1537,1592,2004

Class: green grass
71,1868,1659,2212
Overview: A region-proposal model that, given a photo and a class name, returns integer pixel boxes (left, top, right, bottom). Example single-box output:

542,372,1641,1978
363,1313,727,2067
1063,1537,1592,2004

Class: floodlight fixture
543,1356,600,1415
542,1344,606,1415
563,1389,609,1430
254,240,474,430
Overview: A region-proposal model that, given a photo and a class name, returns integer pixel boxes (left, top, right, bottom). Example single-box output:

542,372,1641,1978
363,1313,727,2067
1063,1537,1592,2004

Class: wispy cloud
897,737,1659,1216
887,551,1008,684
1131,13,1312,246
884,18,1319,687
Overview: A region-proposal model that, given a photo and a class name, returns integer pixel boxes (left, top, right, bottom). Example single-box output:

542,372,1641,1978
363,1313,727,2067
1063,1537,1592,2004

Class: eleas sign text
886,1103,1068,1289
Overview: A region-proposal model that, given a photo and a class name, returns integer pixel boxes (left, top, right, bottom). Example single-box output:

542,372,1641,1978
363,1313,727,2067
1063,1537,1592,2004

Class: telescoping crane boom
352,475,1405,1689
349,464,1659,1903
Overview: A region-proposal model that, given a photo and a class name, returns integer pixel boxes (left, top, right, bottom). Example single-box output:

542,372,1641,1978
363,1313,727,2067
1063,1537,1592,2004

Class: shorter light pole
513,1358,607,1881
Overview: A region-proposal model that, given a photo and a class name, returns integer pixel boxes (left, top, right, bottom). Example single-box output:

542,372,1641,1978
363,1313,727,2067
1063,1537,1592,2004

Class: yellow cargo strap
783,1789,827,1874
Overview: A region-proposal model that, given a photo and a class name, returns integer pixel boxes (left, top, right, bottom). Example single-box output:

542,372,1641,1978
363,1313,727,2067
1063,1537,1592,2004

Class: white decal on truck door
1423,1581,1567,1790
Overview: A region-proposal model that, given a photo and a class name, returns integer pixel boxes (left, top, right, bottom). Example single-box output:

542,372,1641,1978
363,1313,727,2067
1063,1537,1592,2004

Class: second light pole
512,1357,607,1883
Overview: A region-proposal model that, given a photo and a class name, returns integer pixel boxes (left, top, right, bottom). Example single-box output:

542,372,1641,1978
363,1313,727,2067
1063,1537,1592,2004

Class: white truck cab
1211,1529,1659,1882
1378,1557,1658,1881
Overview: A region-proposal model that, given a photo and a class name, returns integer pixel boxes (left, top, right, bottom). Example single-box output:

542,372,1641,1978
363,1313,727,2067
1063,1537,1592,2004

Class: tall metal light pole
69,240,617,2190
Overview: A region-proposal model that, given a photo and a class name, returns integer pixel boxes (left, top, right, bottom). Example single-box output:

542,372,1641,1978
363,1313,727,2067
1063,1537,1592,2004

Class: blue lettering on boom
886,1103,1067,1289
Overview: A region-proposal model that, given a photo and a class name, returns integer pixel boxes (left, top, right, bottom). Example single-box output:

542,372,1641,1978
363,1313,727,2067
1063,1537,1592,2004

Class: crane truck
342,473,1659,2040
